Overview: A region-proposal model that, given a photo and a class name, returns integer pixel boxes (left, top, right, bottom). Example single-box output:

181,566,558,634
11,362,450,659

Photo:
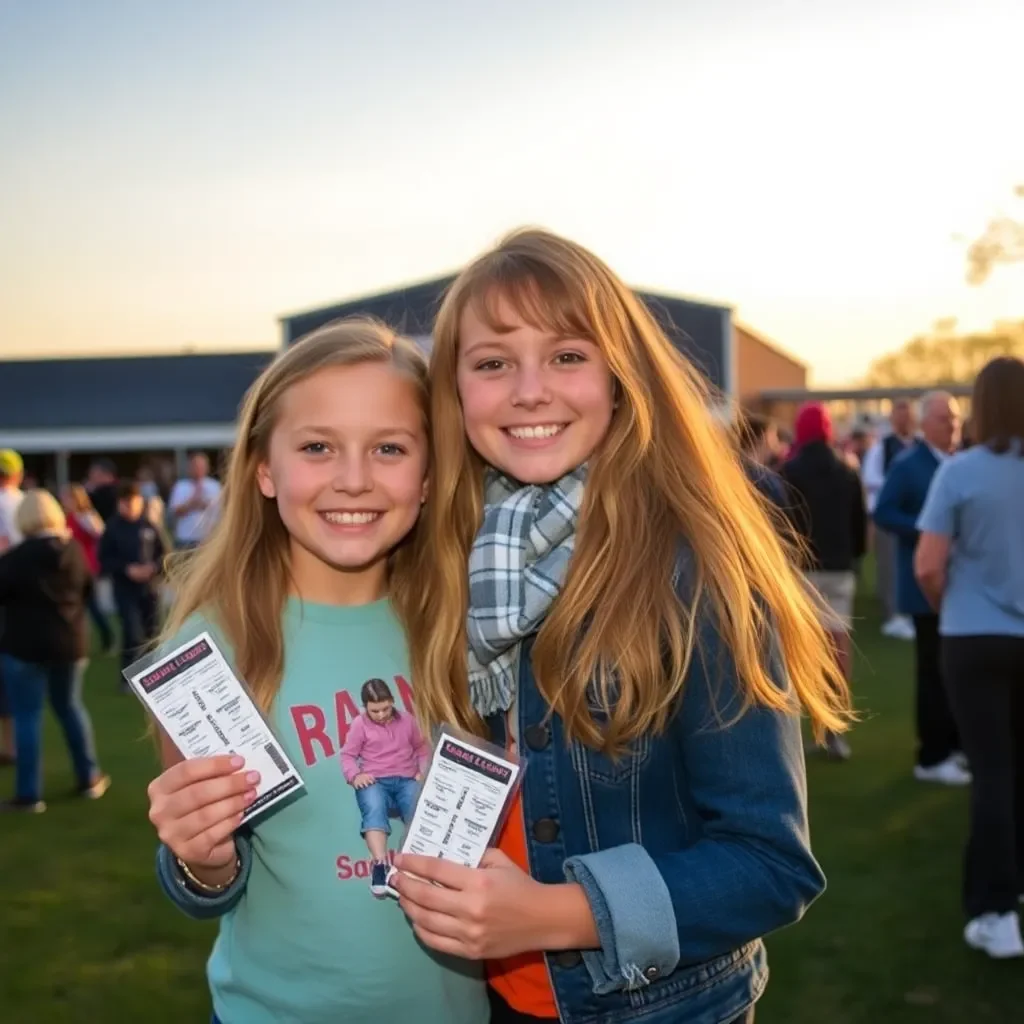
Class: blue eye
301,442,330,455
376,443,407,457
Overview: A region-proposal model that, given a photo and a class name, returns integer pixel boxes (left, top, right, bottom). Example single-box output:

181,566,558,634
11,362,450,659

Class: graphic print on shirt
286,672,429,892
341,676,431,895
193,602,490,1024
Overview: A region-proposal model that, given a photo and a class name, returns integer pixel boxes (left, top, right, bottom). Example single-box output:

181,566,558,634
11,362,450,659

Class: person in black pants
915,356,1024,959
99,481,165,686
874,391,970,786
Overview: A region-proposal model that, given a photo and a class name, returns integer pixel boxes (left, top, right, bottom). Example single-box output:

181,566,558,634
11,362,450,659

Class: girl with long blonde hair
143,320,488,1024
392,228,852,1024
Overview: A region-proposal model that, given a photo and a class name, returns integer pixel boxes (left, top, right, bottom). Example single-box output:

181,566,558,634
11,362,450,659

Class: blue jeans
0,656,99,802
354,776,419,835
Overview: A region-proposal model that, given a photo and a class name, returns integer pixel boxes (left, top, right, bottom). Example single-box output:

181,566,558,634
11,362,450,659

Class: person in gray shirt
915,355,1024,961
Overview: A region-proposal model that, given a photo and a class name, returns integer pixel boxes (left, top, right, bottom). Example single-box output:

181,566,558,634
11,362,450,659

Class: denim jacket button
532,818,560,843
644,965,660,980
553,950,582,969
524,724,551,750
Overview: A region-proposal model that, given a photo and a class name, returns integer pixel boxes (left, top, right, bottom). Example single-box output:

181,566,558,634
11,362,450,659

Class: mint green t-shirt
192,597,488,1024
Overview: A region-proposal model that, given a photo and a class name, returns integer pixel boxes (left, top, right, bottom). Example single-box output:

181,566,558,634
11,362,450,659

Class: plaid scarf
467,465,587,718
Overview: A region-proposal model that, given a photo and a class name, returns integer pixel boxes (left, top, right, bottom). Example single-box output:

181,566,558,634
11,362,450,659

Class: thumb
479,847,516,870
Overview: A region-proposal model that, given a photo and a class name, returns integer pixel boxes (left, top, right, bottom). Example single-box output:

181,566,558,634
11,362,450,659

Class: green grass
1,583,1019,1023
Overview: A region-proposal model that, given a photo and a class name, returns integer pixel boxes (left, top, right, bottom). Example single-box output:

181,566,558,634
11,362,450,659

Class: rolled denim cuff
156,833,252,920
564,842,680,995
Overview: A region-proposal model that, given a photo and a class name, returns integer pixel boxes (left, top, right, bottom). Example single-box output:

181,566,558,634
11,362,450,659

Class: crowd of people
1,227,1021,1024
0,450,221,811
736,357,1024,960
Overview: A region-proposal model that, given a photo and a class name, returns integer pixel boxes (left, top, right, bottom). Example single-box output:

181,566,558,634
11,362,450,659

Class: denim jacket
488,601,826,1024
158,603,824,1024
156,832,252,920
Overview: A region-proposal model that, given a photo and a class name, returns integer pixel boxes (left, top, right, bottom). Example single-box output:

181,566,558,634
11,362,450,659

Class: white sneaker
964,912,1024,958
882,616,916,640
914,756,972,786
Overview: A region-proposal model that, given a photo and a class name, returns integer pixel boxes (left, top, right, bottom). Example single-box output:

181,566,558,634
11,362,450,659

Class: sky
1,0,1022,385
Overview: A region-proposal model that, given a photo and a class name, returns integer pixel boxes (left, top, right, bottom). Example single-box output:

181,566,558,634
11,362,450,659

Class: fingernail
230,755,244,768
246,771,261,784
244,789,256,804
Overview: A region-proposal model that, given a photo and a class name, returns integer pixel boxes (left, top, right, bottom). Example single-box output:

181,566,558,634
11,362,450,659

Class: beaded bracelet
175,856,241,896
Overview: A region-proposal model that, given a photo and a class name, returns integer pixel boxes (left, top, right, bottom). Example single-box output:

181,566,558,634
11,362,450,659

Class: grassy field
1,583,1018,1023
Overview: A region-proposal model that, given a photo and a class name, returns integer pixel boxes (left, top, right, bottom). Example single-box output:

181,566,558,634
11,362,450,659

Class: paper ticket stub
125,632,305,822
399,730,521,869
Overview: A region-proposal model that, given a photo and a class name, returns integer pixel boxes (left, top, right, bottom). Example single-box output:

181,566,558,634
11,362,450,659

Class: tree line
864,184,1023,387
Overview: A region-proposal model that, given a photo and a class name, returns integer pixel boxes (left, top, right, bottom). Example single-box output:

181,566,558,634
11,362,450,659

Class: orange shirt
486,787,560,1018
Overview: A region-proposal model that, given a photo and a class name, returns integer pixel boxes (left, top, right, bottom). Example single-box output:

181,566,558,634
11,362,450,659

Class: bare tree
966,185,1024,285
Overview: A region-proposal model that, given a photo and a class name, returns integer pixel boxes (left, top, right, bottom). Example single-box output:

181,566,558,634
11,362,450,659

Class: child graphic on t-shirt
341,678,430,897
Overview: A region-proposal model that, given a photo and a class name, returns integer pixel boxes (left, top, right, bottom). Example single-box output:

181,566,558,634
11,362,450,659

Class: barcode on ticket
264,742,288,775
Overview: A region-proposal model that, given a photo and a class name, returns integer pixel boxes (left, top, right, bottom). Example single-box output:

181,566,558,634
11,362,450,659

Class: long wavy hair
161,318,430,714
410,227,852,753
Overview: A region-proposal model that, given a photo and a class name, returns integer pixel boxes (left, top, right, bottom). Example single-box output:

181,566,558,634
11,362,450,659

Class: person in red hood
790,402,834,453
781,403,868,761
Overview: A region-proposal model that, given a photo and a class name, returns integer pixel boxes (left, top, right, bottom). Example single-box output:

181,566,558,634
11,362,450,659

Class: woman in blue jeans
0,489,110,813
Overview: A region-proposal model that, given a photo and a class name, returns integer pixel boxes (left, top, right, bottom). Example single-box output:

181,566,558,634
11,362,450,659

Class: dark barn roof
0,351,274,432
281,277,732,392
282,276,456,345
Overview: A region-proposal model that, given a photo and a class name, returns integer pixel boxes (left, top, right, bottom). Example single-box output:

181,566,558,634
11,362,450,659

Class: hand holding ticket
147,753,258,872
380,728,522,899
125,631,305,823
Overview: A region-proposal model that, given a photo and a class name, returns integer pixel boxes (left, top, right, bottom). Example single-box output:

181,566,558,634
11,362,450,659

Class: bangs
460,254,597,343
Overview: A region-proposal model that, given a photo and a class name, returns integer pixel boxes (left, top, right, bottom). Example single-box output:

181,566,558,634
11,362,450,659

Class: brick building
733,323,808,410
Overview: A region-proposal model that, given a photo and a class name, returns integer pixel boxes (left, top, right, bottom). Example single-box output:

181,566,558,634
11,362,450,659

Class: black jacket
0,535,92,663
99,515,165,592
89,483,119,523
780,441,867,572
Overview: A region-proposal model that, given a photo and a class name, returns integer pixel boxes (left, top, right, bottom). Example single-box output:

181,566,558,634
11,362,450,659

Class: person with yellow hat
0,448,24,765
0,448,24,552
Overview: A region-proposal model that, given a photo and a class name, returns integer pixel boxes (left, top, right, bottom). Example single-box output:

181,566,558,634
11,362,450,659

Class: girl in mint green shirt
144,320,488,1024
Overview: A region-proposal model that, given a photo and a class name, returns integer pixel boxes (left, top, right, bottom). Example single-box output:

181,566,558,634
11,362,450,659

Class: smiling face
256,362,428,601
455,296,616,484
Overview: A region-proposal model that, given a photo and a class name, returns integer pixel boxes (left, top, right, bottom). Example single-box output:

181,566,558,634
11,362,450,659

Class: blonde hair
161,318,431,713
411,227,852,753
64,483,95,516
17,489,68,538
